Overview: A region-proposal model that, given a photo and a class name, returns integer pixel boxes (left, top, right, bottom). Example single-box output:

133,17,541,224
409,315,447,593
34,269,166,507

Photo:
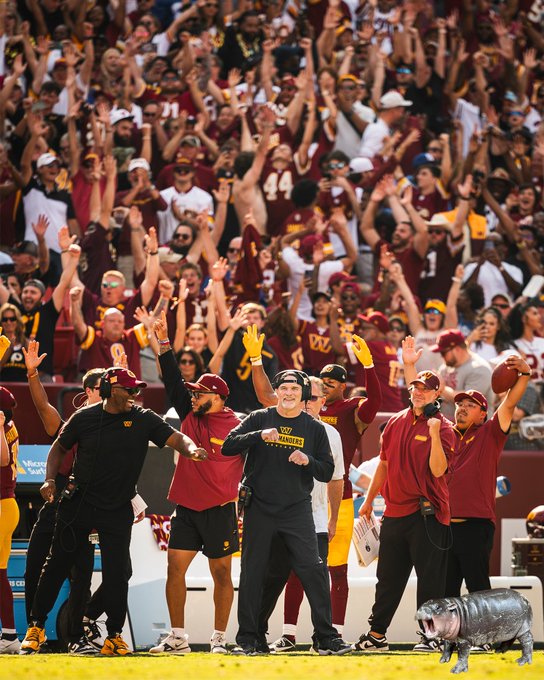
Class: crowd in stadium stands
2,0,543,447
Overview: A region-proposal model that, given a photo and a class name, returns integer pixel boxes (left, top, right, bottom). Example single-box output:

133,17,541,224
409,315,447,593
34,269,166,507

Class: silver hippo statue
415,588,533,673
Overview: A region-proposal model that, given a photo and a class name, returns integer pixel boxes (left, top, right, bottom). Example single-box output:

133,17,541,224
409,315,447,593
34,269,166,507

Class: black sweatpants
25,497,94,641
31,495,133,636
445,519,495,597
258,532,329,637
369,512,449,635
237,500,336,647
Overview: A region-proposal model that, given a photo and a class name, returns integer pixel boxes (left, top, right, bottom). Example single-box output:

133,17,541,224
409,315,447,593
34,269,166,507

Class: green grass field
0,651,543,680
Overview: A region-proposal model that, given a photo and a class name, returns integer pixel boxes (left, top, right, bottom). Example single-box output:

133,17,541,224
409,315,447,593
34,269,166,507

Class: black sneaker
314,636,352,656
352,631,389,652
68,636,100,656
231,644,258,656
413,631,442,652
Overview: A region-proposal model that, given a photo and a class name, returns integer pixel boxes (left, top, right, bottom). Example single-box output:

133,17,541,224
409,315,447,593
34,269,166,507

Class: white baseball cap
158,246,183,264
380,90,413,109
37,153,60,169
426,213,452,229
110,108,134,126
349,157,374,174
128,158,151,173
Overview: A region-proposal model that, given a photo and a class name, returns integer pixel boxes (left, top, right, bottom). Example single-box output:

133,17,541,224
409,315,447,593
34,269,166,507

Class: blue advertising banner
16,445,50,484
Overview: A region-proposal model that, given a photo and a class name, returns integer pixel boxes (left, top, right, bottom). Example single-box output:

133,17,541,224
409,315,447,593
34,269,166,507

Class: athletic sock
0,569,15,629
172,627,185,638
329,564,349,627
283,571,304,625
1,629,17,641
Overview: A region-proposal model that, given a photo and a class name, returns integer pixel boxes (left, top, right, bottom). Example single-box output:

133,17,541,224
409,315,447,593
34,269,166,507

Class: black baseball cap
320,364,347,383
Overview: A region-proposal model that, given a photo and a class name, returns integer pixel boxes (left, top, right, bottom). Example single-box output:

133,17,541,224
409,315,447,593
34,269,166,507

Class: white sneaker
210,632,228,654
149,632,190,654
0,637,21,654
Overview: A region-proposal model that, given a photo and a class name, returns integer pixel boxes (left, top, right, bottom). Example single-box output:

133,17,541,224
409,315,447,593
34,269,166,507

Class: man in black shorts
20,367,207,657
150,313,243,655
222,370,351,656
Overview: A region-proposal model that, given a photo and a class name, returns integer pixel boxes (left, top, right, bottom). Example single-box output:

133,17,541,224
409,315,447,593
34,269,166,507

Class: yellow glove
0,328,10,363
242,324,265,362
351,334,374,368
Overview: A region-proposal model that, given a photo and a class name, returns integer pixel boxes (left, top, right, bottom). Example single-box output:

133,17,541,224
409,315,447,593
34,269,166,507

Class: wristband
158,339,170,345
451,276,461,283
518,372,531,376
61,249,69,253
44,479,55,484
458,197,470,201
148,250,159,255
250,356,263,366
28,371,39,378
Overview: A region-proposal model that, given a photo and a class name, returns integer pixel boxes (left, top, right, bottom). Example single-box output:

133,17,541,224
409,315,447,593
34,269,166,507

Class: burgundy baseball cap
185,373,229,397
431,329,466,354
0,386,17,411
299,235,323,258
410,370,441,391
454,390,488,411
108,368,147,390
329,271,356,287
359,311,390,334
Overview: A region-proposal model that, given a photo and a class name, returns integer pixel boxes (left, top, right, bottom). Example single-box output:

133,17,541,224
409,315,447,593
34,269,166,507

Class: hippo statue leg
451,639,471,674
516,631,533,666
440,640,454,664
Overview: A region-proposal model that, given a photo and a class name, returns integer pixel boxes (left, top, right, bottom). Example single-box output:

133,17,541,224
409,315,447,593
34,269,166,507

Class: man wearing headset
354,361,455,653
20,367,207,657
222,370,351,656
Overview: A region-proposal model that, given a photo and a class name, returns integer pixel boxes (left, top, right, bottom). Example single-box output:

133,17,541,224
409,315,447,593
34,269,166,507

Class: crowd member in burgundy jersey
295,291,336,376
70,292,149,378
359,176,429,295
410,163,450,221
355,366,455,653
330,309,404,413
70,225,160,331
402,338,531,604
247,326,381,637
260,144,300,237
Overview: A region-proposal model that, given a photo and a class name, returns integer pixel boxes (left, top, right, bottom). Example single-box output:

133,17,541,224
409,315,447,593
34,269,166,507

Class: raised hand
228,68,242,88
31,214,50,239
351,334,374,367
210,257,229,281
457,174,473,199
22,339,47,372
57,225,76,251
128,205,143,230
212,180,230,204
401,335,423,366
230,307,249,331
152,310,169,342
242,323,264,359
133,305,153,330
144,226,158,254
158,279,175,300
69,286,83,304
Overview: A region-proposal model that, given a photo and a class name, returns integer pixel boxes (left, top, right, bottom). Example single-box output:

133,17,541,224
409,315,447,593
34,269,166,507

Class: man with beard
20,367,208,656
217,11,264,77
148,312,243,654
0,242,81,379
359,177,429,295
107,110,139,176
